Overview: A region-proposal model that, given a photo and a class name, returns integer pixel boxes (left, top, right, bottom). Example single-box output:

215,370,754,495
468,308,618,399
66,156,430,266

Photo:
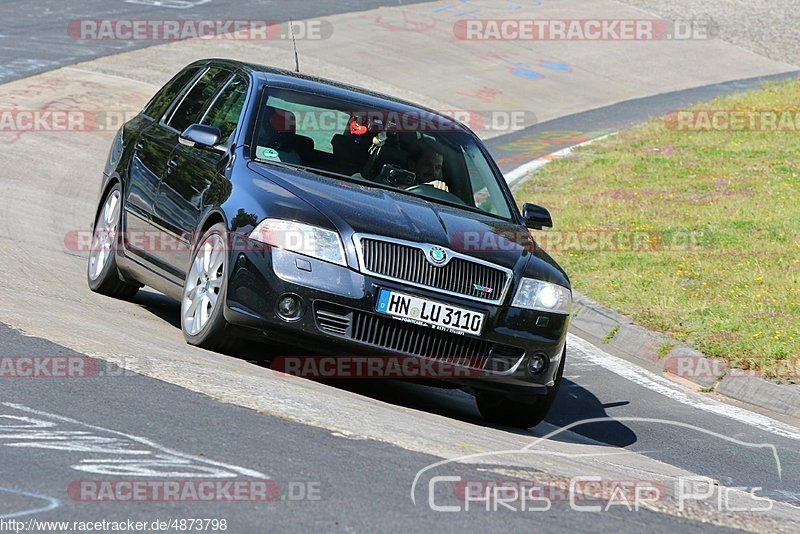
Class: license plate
376,289,486,336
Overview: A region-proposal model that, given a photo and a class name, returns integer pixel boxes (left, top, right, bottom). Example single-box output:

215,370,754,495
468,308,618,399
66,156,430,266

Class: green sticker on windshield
261,148,279,159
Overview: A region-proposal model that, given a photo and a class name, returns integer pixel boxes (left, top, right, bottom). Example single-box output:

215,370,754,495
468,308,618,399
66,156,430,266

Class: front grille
351,310,492,369
314,304,523,372
485,344,525,373
316,308,351,337
359,237,509,303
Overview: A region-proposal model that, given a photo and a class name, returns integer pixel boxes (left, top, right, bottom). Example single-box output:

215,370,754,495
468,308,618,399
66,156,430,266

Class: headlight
512,278,571,315
249,219,346,266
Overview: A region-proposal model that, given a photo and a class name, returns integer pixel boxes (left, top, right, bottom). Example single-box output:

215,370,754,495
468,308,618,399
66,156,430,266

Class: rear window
142,67,201,121
166,67,231,133
201,74,249,143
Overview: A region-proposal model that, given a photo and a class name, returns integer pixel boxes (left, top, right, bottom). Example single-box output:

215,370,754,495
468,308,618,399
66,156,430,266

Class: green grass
658,344,675,359
517,79,800,376
602,325,620,344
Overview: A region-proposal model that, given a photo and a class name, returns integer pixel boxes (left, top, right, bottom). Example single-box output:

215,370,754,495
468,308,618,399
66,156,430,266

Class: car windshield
252,87,513,220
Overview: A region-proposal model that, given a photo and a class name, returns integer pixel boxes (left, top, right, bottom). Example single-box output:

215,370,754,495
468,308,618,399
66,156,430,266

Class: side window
166,67,231,133
142,67,201,121
201,74,248,143
462,143,511,218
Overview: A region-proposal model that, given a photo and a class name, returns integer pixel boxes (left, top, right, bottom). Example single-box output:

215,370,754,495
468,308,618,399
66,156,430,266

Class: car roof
189,58,470,134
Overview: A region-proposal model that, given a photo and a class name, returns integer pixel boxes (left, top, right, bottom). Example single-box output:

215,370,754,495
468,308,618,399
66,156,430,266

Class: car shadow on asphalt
131,289,182,329
131,290,638,448
545,380,637,447
319,377,638,448
264,374,639,449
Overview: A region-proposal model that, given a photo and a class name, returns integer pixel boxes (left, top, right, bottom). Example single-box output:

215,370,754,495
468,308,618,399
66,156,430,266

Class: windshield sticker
259,147,280,160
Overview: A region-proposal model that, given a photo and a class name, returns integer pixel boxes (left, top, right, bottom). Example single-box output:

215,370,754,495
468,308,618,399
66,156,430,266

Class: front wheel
476,347,566,428
87,184,141,300
181,223,242,353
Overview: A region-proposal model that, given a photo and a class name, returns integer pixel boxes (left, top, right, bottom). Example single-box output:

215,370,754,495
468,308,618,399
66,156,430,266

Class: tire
180,223,242,353
476,346,566,428
87,184,141,300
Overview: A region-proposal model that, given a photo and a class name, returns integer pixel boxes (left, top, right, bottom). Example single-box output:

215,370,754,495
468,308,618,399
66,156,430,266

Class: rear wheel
181,223,242,353
87,185,141,300
476,347,566,428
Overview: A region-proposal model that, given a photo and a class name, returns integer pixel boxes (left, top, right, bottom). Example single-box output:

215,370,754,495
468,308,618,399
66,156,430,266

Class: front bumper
224,241,569,400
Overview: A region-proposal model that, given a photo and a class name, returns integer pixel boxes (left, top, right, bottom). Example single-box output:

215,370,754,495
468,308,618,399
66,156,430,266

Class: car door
153,69,247,281
144,66,231,279
124,65,202,262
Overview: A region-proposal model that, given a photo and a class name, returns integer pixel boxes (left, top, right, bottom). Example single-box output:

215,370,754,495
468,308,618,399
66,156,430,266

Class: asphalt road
0,324,733,533
485,70,800,173
0,0,437,84
1,1,800,532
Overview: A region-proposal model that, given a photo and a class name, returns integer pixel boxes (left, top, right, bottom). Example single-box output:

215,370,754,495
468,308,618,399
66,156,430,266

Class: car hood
247,162,569,287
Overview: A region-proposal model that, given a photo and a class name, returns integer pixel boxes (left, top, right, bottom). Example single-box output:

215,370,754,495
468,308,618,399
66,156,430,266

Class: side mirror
522,203,553,230
179,124,223,151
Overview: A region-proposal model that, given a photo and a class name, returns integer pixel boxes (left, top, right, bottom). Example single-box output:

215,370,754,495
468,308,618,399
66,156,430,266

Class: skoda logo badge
428,247,447,266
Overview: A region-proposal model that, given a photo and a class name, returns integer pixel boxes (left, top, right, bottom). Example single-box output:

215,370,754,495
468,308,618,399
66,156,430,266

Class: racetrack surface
0,0,438,84
0,324,747,532
1,0,799,531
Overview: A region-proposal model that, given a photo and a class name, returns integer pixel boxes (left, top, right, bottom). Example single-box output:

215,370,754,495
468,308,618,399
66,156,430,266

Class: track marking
0,487,60,519
1,403,267,478
503,134,614,187
567,333,800,442
124,0,213,8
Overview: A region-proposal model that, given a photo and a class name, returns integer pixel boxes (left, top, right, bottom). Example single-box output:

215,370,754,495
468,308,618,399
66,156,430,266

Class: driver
407,139,448,191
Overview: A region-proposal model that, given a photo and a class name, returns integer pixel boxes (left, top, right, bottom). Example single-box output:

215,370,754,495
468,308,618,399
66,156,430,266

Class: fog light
527,353,549,376
276,294,303,321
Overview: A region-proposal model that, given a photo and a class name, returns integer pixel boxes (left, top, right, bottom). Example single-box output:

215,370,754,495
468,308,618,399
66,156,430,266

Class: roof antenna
289,18,300,73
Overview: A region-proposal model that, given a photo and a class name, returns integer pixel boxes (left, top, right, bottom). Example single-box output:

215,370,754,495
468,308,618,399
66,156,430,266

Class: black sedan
88,58,571,428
